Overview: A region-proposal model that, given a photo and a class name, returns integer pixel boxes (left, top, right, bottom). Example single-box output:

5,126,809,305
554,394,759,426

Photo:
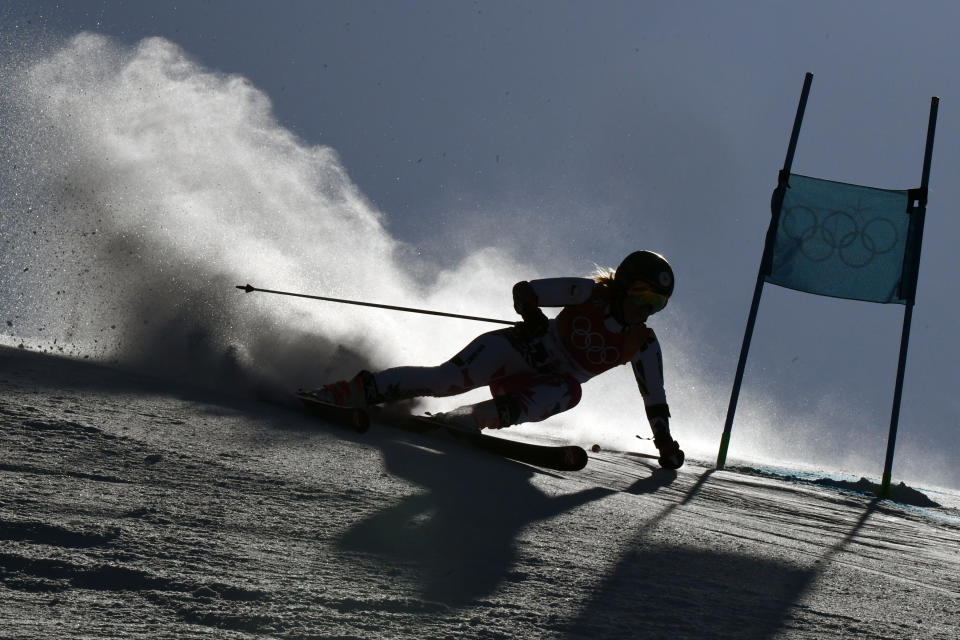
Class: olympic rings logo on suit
570,316,620,366
779,205,901,268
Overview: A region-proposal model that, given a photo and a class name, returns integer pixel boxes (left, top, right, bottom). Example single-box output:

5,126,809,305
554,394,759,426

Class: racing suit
371,278,670,431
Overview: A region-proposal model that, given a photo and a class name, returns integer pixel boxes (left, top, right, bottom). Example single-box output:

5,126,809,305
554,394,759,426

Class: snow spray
0,34,528,401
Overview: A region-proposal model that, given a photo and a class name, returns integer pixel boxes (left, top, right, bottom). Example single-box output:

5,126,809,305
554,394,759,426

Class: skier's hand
512,281,539,315
513,281,549,339
655,435,685,470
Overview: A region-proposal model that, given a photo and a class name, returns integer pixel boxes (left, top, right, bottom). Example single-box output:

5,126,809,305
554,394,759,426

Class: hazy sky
4,1,958,485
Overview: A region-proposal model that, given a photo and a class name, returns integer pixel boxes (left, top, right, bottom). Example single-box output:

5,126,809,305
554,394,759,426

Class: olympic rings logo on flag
779,206,901,268
570,316,620,366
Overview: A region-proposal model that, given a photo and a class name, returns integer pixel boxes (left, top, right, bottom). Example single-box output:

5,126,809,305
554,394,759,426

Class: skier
305,250,684,469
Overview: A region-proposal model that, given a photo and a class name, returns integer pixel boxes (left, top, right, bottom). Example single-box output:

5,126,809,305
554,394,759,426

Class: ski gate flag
717,73,939,498
765,174,922,305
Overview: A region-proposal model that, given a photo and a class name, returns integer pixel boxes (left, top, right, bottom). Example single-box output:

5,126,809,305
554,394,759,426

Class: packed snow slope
2,346,958,639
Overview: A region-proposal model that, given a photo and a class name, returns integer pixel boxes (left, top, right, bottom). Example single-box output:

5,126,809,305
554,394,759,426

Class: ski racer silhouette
305,250,684,469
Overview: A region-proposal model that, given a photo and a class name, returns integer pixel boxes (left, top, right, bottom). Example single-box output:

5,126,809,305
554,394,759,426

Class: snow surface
2,345,958,639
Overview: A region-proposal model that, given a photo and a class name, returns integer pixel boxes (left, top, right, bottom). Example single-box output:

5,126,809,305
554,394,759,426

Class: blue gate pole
880,96,938,498
717,72,813,469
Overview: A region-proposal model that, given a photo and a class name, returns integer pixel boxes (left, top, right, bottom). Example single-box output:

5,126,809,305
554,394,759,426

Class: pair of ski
294,392,589,471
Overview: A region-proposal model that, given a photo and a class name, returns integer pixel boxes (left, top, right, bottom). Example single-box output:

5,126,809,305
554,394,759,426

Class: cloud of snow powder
0,34,527,400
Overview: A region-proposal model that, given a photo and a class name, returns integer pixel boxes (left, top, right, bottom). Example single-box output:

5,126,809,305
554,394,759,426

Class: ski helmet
613,251,675,298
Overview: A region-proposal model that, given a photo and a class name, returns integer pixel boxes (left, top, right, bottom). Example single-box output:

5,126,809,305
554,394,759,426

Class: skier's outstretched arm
630,332,684,469
511,277,593,338
524,277,595,307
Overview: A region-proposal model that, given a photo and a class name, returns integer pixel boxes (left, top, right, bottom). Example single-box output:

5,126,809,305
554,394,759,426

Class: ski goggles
625,281,669,313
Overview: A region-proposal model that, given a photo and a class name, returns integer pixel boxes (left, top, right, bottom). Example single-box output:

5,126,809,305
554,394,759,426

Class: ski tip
237,283,255,293
567,447,589,471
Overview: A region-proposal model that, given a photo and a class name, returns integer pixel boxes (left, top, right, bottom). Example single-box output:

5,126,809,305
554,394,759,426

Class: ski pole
236,284,517,326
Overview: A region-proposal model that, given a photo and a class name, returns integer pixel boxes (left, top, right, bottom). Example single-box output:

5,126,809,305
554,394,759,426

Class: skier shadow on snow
336,434,620,606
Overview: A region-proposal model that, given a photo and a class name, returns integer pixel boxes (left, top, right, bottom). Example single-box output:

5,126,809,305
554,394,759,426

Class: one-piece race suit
372,278,667,426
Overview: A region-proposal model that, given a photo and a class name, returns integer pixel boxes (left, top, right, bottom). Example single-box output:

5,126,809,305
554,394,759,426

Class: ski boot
653,433,685,470
301,370,380,409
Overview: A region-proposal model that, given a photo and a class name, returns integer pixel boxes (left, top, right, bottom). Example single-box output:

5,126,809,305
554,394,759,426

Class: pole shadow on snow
335,435,615,606
561,475,882,639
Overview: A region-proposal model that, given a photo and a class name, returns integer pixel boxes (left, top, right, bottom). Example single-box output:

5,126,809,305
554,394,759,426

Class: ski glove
512,281,549,338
